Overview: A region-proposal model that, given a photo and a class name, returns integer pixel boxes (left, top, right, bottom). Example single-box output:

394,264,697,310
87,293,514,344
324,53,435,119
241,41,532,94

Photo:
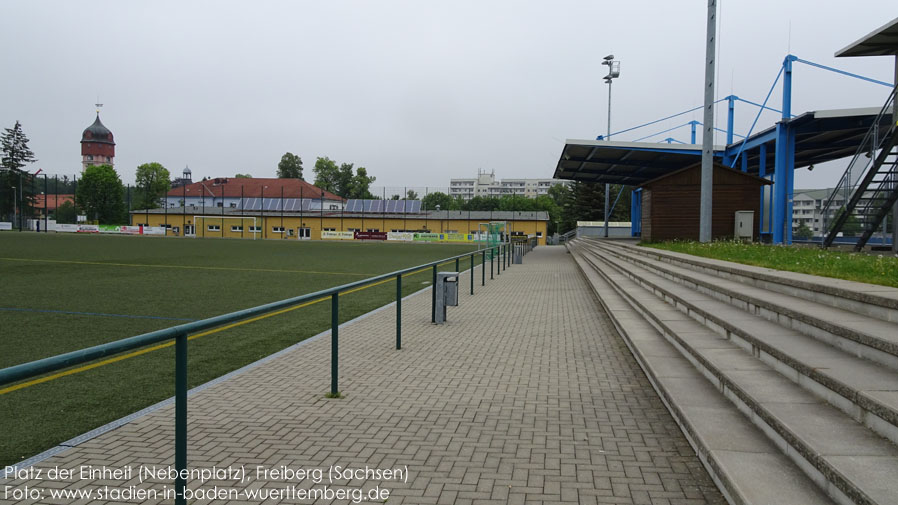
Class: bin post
431,264,437,323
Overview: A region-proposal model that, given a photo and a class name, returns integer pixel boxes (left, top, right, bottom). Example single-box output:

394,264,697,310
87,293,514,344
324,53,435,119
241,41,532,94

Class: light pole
12,185,17,231
601,54,620,238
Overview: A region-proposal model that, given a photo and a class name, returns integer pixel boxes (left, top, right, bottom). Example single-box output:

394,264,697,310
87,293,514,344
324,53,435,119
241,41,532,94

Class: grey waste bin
513,244,523,264
435,271,459,324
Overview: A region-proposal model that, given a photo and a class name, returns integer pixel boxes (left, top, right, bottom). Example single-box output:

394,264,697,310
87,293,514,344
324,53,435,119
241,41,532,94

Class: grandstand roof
167,177,343,201
554,107,885,185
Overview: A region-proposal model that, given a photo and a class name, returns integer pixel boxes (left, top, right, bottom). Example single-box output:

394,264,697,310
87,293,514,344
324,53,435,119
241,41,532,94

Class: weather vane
95,97,103,114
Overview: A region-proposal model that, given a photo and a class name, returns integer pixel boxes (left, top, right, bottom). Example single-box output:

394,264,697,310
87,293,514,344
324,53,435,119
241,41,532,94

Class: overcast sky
1,1,895,190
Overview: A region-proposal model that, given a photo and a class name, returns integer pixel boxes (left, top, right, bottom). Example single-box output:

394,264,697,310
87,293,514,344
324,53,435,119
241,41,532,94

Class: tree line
3,121,629,231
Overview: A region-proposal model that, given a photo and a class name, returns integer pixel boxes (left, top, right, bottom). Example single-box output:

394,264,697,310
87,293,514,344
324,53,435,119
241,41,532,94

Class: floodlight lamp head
603,54,614,61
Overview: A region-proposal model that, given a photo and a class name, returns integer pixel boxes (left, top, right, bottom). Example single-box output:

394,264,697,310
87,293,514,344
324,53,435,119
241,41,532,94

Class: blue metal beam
724,128,778,156
792,55,894,88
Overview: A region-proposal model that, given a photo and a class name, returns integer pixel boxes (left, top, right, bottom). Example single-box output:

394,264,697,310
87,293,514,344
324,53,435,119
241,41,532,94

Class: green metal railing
0,244,514,505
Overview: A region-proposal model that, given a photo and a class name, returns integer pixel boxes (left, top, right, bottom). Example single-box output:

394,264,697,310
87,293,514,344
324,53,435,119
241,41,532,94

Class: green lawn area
0,233,479,465
643,240,898,288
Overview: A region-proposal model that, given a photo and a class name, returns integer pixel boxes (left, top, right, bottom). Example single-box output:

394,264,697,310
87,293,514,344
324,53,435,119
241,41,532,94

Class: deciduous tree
135,162,171,209
76,164,126,224
277,152,303,179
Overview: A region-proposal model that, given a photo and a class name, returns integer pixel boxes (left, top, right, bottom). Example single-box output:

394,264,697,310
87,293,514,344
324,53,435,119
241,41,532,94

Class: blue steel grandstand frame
554,53,895,245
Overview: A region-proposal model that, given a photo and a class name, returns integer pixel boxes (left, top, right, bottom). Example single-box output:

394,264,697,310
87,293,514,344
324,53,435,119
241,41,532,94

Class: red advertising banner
354,231,388,240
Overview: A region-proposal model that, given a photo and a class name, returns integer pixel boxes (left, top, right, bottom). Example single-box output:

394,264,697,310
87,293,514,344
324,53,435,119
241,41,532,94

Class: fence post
455,257,459,274
482,251,485,286
491,249,494,280
470,253,474,295
396,274,402,350
174,331,188,505
431,264,437,323
330,293,339,396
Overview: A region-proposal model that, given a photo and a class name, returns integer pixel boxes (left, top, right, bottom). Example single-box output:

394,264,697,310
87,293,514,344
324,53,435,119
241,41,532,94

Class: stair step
582,241,898,447
570,240,898,505
612,242,898,323
568,245,836,505
586,240,898,368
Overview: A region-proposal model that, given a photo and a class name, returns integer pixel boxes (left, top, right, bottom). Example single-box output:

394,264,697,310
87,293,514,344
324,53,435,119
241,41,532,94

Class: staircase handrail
821,85,896,246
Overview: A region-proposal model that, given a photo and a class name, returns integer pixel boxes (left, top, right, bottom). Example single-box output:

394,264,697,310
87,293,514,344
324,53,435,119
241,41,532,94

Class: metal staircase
822,85,898,250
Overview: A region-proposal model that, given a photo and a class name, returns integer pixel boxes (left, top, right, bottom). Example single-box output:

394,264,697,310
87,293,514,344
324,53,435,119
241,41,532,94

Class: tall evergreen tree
0,121,38,222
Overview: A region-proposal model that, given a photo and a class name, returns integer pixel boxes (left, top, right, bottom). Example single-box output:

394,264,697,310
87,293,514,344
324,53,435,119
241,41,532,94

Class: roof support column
722,95,736,166
892,55,897,252
759,143,768,236
772,57,794,245
699,0,717,243
773,124,788,244
786,126,796,244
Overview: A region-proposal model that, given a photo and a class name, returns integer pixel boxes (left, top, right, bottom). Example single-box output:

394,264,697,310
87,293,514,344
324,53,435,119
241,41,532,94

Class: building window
323,228,336,231
231,225,243,232
207,225,221,231
106,157,111,162
367,228,379,232
348,228,360,232
329,204,340,210
249,226,261,232
229,202,237,208
272,226,285,233
216,202,223,208
536,232,542,237
87,155,94,161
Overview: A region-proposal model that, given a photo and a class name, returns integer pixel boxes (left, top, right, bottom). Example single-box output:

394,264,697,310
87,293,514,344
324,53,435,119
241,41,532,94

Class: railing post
396,274,402,350
431,264,437,323
470,253,474,295
481,250,485,286
174,331,188,505
330,293,339,396
455,257,459,274
491,249,494,280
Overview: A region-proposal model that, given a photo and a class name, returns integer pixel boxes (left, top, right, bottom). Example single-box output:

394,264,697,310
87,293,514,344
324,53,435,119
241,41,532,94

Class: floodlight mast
699,0,717,243
601,54,620,238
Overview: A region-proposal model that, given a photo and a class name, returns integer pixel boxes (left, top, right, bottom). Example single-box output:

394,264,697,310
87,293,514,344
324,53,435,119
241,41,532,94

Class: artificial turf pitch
0,232,479,465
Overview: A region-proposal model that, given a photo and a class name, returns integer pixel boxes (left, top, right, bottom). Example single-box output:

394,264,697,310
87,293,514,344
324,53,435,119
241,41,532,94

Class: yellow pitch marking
0,257,374,277
0,260,459,395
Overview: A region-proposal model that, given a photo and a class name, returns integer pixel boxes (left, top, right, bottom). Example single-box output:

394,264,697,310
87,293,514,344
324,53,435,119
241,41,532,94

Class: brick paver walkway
3,247,725,505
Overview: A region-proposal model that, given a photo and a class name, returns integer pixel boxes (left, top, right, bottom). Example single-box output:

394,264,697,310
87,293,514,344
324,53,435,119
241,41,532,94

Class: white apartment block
449,170,571,201
792,188,846,234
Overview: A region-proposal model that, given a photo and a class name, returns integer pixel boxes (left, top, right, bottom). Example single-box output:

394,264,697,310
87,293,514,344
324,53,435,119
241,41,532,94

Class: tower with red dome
81,110,115,172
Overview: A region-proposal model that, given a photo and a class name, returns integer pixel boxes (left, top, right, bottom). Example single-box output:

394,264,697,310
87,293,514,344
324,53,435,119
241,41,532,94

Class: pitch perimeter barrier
0,244,520,505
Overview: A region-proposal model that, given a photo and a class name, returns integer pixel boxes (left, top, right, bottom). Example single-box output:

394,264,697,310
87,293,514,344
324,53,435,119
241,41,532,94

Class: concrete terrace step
568,239,898,505
567,245,836,505
579,240,898,448
585,239,898,370
613,241,898,324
